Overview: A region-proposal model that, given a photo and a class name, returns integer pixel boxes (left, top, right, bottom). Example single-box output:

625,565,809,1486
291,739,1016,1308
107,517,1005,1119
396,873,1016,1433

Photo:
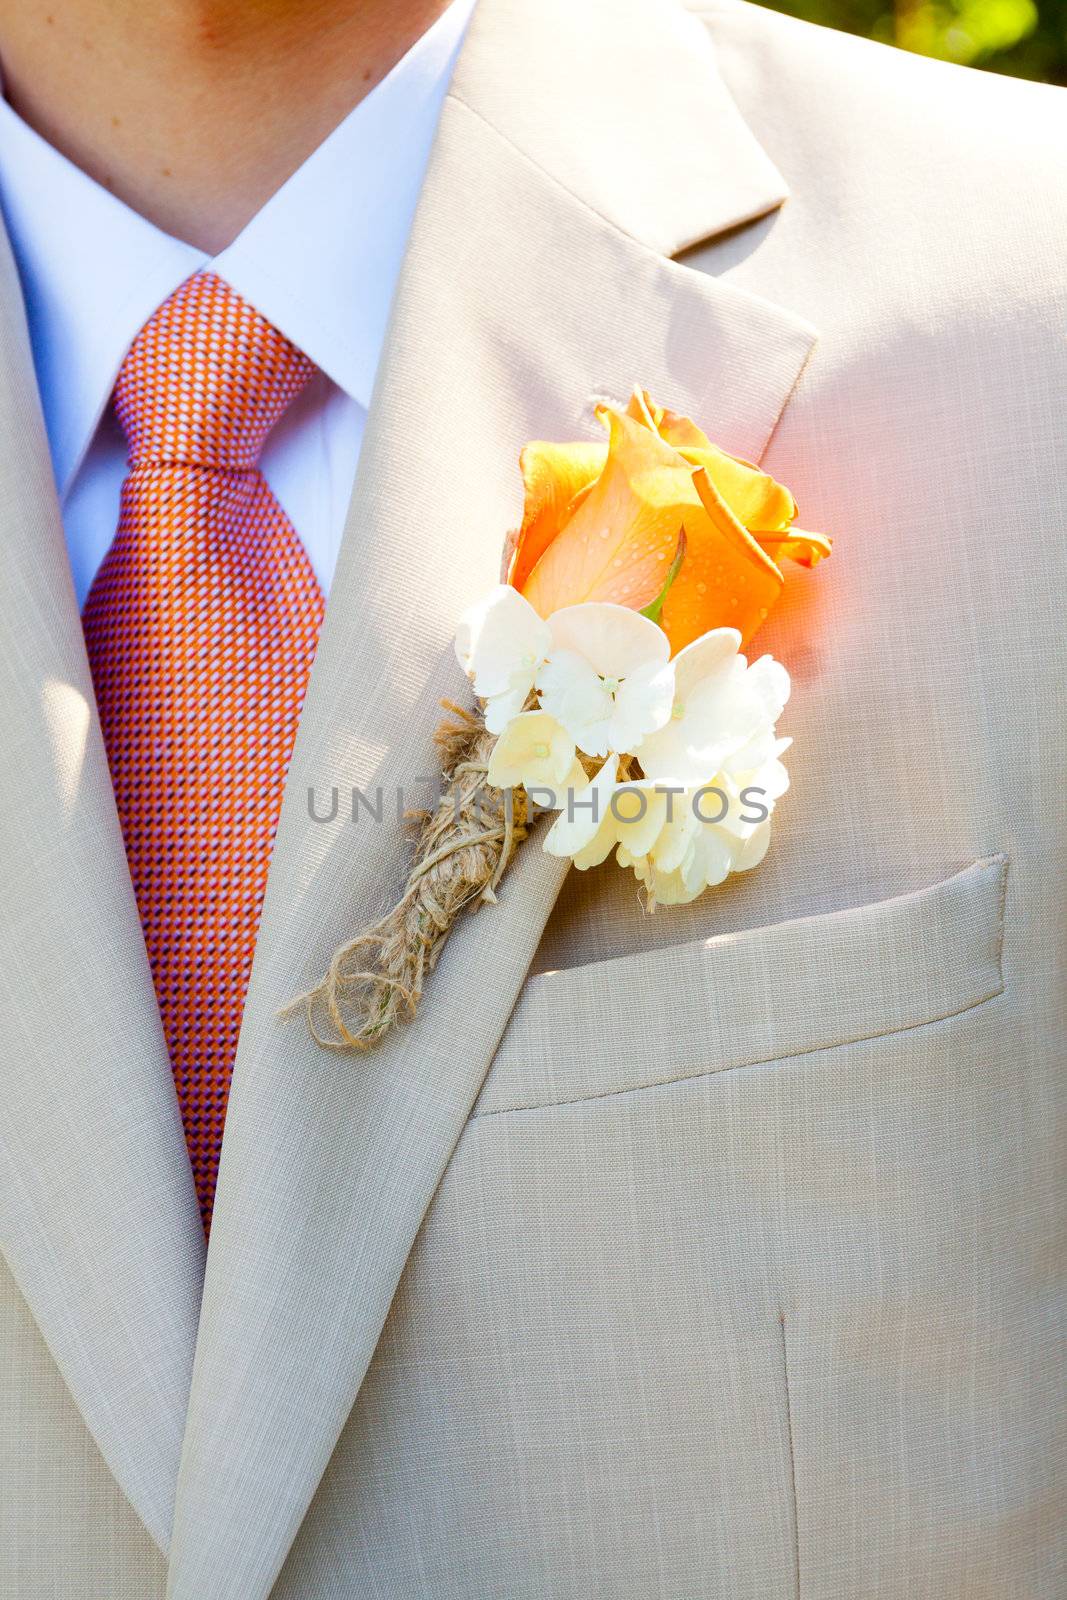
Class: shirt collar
0,0,473,498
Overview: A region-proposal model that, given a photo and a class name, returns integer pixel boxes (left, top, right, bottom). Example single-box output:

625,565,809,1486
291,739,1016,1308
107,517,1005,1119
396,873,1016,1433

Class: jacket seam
779,1311,802,1600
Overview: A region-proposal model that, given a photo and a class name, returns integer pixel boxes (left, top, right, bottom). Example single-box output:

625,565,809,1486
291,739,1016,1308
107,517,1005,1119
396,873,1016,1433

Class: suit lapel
168,2,817,1594
0,231,205,1552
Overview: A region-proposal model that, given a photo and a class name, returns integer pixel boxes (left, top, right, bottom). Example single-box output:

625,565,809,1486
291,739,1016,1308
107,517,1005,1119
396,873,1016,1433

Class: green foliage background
759,0,1066,81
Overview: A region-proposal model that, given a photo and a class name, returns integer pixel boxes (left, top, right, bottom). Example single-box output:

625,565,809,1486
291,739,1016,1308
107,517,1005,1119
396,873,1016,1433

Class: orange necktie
82,272,325,1232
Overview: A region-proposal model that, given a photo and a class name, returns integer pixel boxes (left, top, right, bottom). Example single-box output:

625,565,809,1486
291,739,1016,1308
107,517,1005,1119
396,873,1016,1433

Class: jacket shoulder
687,0,1067,179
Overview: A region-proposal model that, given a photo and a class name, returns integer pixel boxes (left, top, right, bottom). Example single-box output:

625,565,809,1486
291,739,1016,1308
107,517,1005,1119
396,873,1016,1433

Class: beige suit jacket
1,0,1064,1594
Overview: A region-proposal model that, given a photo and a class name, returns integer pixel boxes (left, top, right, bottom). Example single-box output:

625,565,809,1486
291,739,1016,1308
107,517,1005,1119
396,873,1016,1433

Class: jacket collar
450,0,788,256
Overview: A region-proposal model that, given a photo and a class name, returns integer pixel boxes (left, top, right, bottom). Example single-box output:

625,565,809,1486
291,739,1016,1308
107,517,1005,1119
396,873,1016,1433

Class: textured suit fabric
0,1257,165,1597
1,0,1064,1595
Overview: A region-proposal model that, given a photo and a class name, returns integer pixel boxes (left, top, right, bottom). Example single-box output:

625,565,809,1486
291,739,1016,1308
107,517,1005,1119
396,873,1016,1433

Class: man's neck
0,0,451,252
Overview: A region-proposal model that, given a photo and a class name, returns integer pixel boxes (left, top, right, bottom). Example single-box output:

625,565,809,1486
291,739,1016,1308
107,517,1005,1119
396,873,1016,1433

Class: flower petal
547,601,670,679
745,654,791,723
636,626,744,779
639,641,786,787
686,821,736,891
543,754,619,861
483,684,532,735
660,467,784,654
608,782,670,858
608,660,675,753
629,853,705,907
514,393,830,655
455,585,552,699
669,627,744,695
520,407,699,618
522,405,785,651
628,388,798,532
752,528,833,568
734,818,773,872
648,798,697,873
505,441,608,592
486,710,576,789
536,649,615,756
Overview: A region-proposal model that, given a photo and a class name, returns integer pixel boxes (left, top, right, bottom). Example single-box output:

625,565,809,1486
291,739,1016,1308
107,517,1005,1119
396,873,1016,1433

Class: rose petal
659,467,784,654
520,407,698,618
752,528,833,568
628,388,798,531
506,440,607,591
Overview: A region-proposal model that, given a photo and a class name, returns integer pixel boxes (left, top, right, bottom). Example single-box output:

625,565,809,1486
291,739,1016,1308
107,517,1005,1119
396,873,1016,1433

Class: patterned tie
82,272,325,1232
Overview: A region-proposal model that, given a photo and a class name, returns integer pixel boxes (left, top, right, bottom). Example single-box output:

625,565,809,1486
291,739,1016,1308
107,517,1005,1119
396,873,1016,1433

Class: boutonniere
291,389,830,1049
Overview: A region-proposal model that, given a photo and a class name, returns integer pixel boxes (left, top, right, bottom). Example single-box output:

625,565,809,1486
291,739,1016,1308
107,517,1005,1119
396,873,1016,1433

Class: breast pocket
474,854,1007,1117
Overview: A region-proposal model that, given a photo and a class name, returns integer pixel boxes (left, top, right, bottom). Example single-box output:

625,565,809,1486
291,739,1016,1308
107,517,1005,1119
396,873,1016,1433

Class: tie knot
114,272,315,471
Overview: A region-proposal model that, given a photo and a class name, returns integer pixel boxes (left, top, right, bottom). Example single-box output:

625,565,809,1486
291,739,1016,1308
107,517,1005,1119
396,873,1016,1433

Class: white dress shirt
0,0,473,607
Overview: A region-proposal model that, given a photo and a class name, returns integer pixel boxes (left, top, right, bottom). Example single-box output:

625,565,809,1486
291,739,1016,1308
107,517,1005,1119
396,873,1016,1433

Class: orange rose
504,389,830,654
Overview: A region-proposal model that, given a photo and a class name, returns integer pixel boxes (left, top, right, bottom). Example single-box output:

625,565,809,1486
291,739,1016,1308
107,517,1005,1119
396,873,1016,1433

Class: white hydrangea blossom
455,589,792,906
536,604,675,758
543,757,670,871
486,710,576,791
454,585,553,734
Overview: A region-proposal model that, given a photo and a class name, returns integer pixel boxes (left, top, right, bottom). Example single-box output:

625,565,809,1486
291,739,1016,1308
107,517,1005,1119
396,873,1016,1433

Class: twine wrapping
283,699,531,1051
